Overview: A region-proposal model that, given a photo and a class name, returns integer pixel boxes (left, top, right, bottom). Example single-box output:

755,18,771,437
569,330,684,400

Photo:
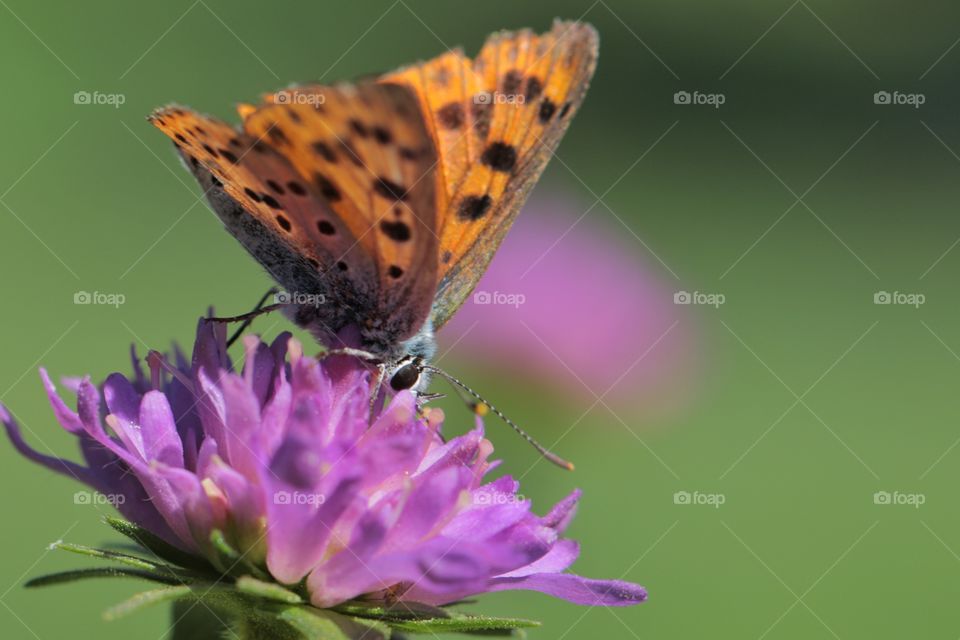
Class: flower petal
489,573,647,606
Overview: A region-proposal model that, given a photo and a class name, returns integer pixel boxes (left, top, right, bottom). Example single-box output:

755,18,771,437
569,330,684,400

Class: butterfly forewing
381,20,599,330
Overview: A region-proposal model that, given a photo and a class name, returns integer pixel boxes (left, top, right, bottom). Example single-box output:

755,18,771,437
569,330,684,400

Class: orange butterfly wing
150,82,442,347
381,20,599,329
149,106,378,291
241,83,441,339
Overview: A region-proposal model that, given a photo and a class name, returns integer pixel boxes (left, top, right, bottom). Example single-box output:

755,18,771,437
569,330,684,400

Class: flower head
3,320,646,610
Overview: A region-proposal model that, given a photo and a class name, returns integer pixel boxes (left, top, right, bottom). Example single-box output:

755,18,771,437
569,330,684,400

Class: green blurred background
2,0,960,637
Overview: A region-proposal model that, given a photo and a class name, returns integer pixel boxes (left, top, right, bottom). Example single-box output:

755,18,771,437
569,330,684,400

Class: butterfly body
152,21,598,394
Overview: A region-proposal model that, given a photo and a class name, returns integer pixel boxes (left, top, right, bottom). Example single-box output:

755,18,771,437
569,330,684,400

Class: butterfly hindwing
150,107,380,339
240,83,441,346
381,20,599,330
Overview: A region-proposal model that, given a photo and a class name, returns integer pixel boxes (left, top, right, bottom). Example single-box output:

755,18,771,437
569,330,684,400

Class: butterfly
150,20,598,400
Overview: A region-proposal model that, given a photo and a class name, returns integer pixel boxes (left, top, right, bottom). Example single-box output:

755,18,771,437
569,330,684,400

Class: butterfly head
376,318,437,394
387,355,426,393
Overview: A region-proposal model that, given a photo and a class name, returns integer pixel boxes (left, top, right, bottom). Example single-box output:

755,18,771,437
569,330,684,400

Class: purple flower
2,320,646,610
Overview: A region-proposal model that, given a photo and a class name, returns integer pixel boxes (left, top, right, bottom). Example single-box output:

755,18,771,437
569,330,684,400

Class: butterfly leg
417,392,446,405
208,302,285,325
317,347,381,362
368,364,386,423
221,288,279,348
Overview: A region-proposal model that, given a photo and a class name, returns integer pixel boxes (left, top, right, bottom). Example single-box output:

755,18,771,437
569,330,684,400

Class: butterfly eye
389,362,421,391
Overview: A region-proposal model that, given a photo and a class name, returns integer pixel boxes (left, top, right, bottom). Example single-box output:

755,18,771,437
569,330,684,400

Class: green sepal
103,516,211,572
209,529,270,581
51,540,179,574
104,585,194,620
277,606,392,640
235,576,303,604
332,601,538,635
382,614,539,635
24,566,184,588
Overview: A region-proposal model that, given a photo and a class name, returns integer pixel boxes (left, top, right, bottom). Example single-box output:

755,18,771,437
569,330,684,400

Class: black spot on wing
503,70,522,94
312,141,336,162
372,126,392,145
268,127,289,145
539,99,556,123
338,140,364,167
471,101,492,139
525,77,543,101
437,102,464,130
458,194,493,221
349,119,369,138
379,220,411,242
374,177,408,201
480,142,517,173
314,173,342,202
317,220,336,235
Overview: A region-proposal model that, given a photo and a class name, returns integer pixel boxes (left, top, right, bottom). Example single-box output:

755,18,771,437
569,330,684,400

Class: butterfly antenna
421,365,574,471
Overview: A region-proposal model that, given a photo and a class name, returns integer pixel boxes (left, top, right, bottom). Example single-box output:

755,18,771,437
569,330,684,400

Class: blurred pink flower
441,194,694,409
